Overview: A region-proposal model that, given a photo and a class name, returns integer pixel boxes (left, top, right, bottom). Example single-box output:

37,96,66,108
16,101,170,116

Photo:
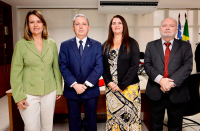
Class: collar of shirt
161,38,174,47
76,36,87,49
161,38,174,52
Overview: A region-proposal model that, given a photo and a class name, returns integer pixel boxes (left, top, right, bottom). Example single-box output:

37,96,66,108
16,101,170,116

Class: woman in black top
102,15,141,131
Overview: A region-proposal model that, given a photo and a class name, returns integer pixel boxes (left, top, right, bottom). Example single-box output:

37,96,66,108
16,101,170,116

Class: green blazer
10,38,62,103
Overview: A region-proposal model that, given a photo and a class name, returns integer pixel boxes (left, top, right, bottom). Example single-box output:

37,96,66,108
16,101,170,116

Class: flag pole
185,13,187,19
177,13,180,38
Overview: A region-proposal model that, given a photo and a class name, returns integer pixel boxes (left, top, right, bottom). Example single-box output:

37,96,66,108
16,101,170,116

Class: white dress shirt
76,36,87,50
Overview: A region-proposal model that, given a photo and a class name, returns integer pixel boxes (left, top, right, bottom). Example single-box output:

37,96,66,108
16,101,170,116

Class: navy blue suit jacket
59,37,104,99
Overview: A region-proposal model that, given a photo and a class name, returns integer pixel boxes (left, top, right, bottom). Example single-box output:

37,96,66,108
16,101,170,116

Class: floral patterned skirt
105,83,141,131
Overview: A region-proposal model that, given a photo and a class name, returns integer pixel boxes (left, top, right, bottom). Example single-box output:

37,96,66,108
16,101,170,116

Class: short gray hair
73,14,89,25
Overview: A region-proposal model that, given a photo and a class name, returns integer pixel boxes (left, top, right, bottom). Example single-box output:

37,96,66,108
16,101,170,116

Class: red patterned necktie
163,42,171,78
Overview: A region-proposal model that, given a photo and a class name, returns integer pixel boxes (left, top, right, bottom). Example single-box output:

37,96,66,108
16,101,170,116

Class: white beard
160,31,176,38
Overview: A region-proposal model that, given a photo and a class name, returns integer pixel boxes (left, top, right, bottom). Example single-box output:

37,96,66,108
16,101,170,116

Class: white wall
15,9,199,73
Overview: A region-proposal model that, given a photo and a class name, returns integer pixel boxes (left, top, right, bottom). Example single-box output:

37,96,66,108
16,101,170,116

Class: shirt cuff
70,81,77,88
85,81,94,87
170,82,177,87
154,75,163,84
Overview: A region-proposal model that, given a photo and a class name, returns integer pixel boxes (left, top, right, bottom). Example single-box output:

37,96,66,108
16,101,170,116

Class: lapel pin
87,44,90,47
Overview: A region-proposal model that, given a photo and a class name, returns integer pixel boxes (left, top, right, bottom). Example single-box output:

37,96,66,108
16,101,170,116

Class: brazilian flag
182,19,189,42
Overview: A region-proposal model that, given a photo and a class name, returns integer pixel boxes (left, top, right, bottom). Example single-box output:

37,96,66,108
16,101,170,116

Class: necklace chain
34,39,42,45
114,39,122,44
114,37,122,43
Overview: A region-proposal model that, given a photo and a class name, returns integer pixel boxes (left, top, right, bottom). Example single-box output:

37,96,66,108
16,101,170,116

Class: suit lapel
104,43,111,77
105,43,110,60
41,39,50,58
81,37,92,65
25,40,41,58
168,39,180,65
104,42,124,60
118,43,125,58
156,39,165,63
70,37,81,62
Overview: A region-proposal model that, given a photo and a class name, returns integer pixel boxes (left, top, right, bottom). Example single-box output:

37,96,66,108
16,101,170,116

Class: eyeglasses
74,23,88,26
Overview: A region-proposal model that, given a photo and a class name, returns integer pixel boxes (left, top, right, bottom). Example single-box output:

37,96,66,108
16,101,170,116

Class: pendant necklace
34,39,42,45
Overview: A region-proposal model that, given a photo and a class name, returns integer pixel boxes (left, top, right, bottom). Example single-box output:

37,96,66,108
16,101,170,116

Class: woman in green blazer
10,10,62,131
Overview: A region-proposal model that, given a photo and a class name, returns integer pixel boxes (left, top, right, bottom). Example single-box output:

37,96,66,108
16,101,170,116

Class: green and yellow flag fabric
182,19,189,42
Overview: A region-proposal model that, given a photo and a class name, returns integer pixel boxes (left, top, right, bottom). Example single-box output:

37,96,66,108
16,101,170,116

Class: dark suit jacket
144,38,193,104
102,38,140,90
195,44,200,72
59,37,104,99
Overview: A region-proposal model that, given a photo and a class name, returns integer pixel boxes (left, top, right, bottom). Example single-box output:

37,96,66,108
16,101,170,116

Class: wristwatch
83,83,89,88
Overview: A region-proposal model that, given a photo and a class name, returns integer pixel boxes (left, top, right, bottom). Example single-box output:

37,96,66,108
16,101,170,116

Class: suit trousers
67,97,98,131
150,93,186,131
19,90,56,131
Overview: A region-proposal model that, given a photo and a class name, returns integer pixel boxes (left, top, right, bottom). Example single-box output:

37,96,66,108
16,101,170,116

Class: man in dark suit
59,14,103,131
144,18,193,131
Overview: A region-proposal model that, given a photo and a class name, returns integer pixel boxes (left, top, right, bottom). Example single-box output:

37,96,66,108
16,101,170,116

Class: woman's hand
113,86,122,92
108,82,117,89
56,95,61,100
17,99,29,110
108,82,122,91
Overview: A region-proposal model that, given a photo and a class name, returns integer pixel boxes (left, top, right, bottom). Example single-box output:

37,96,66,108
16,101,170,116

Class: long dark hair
103,15,138,54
